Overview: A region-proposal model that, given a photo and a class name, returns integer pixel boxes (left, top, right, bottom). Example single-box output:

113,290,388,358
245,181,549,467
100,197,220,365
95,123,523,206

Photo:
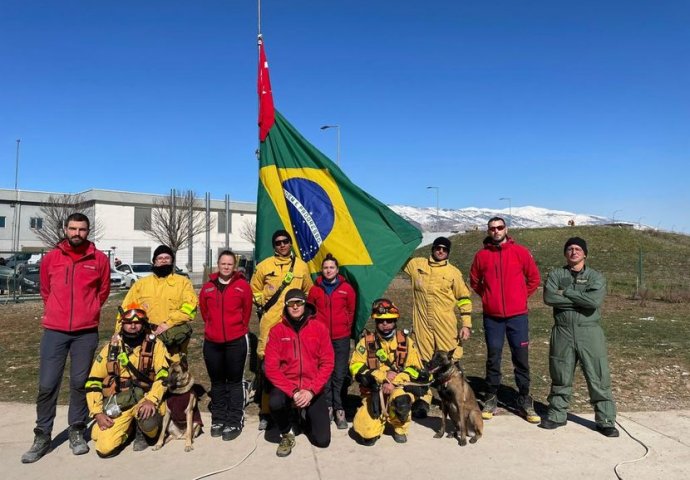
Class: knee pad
137,413,162,433
391,395,412,422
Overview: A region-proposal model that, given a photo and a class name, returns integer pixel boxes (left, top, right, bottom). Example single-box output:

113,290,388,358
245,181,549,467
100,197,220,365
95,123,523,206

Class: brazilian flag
256,37,421,335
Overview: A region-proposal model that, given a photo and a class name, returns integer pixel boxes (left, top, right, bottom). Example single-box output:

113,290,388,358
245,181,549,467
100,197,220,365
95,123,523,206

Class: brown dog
427,349,483,446
153,357,205,452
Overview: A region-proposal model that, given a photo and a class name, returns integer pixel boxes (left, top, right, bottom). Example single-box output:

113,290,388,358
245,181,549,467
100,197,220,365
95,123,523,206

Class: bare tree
33,193,104,247
238,218,256,245
143,190,211,255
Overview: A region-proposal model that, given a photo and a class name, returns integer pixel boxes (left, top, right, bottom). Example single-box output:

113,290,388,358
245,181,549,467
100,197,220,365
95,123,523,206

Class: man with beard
22,213,111,463
120,245,198,361
85,304,170,457
470,217,541,423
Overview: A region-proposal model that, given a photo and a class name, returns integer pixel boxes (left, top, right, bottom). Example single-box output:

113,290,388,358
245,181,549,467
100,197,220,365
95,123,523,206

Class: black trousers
269,387,331,448
203,335,248,427
36,328,99,434
323,337,351,411
483,314,531,395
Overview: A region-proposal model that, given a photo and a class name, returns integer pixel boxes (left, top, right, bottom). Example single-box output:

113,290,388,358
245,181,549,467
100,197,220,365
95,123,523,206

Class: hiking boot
538,418,567,430
258,414,272,431
68,423,89,455
359,435,378,446
411,399,429,419
516,394,541,424
482,394,498,420
21,428,51,464
392,432,407,444
276,432,296,457
132,427,148,452
334,409,348,430
596,424,620,438
222,425,242,441
210,423,224,438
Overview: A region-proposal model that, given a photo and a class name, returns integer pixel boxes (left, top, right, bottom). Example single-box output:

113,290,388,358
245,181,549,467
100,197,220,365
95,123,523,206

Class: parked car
4,253,43,268
0,265,39,294
110,270,125,289
115,263,154,288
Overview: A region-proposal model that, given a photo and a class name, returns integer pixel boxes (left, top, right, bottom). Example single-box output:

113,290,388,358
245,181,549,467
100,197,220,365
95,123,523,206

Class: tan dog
153,357,204,452
427,349,483,446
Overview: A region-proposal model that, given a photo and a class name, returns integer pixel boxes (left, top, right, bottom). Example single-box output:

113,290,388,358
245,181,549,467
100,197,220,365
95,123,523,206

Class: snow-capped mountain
389,205,613,233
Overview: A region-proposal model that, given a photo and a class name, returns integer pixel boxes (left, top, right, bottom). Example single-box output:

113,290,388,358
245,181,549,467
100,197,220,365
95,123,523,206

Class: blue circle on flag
282,178,335,261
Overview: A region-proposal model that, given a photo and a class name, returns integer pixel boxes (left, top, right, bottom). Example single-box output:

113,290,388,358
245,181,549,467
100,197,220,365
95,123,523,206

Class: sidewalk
2,402,688,480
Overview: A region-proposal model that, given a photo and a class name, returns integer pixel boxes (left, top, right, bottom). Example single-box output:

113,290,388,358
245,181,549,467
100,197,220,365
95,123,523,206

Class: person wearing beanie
264,288,334,457
402,236,473,419
120,244,197,361
470,216,541,424
250,230,313,430
541,237,619,437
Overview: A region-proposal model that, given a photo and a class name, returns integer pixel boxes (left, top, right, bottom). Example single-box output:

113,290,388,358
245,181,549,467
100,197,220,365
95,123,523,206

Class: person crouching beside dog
264,289,334,458
85,304,169,457
349,298,426,446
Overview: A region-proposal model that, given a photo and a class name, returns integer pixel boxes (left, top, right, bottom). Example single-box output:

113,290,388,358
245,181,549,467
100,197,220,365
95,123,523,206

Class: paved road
3,403,688,480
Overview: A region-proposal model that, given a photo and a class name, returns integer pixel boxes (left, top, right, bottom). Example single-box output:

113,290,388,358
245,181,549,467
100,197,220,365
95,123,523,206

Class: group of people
21,212,618,464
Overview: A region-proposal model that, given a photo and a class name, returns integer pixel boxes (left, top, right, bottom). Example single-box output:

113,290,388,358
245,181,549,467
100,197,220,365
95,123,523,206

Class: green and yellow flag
256,36,421,335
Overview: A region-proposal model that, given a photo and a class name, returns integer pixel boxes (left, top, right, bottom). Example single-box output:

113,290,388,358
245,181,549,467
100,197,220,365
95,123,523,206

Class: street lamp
499,197,512,227
320,125,340,166
612,209,622,223
11,139,21,252
427,186,439,231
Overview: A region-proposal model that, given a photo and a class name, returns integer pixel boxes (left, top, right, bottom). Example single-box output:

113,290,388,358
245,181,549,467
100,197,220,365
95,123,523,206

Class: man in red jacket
470,217,541,424
21,213,111,463
264,289,334,458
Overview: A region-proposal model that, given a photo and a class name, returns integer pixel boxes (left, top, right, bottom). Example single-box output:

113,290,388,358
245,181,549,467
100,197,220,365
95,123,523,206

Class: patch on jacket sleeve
357,345,366,354
95,354,103,362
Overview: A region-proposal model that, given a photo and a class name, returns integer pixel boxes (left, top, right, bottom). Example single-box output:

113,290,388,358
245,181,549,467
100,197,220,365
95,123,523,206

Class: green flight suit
543,265,616,427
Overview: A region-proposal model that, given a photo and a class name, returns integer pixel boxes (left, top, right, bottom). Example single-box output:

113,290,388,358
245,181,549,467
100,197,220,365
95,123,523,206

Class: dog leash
191,430,262,480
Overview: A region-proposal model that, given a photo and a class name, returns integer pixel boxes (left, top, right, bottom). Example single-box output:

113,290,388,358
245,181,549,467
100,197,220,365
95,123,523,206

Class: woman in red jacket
199,250,253,441
307,254,356,430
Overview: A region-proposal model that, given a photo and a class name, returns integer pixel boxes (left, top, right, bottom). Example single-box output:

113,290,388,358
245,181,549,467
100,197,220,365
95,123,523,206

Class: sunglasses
434,245,449,252
274,239,291,246
286,299,306,308
375,318,396,325
488,225,506,232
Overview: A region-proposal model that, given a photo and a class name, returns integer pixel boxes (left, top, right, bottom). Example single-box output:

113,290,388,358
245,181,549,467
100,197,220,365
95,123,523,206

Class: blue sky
2,1,689,232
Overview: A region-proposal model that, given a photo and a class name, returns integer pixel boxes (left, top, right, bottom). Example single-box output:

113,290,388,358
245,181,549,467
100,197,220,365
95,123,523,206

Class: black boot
68,423,89,455
21,428,51,464
132,427,148,452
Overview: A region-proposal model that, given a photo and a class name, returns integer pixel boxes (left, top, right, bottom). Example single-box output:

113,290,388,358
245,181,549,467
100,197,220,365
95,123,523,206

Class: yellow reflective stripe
180,303,197,319
85,380,103,389
456,298,472,308
349,362,365,377
403,367,419,379
156,369,169,380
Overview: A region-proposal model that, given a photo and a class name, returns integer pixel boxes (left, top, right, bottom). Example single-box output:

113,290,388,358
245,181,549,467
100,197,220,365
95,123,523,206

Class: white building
0,188,256,272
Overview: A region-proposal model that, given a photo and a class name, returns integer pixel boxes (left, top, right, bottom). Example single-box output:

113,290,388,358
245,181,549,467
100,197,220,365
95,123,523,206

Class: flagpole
257,0,261,36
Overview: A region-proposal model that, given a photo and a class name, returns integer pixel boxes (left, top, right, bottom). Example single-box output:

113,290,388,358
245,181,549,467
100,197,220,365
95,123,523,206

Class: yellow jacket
250,254,313,357
118,273,197,331
349,331,423,387
404,256,472,332
85,336,169,416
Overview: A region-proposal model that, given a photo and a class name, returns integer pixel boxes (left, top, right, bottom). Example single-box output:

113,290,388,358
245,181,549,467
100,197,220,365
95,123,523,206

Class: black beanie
432,236,451,252
152,245,175,262
272,229,292,244
564,237,588,256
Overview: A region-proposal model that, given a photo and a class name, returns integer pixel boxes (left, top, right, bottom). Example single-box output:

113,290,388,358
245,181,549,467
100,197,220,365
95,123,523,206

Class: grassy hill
417,225,690,301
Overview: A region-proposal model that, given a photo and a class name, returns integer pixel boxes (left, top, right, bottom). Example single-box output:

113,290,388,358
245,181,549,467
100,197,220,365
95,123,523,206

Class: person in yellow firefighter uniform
402,236,472,418
119,245,198,361
250,230,313,429
86,305,169,457
349,299,426,445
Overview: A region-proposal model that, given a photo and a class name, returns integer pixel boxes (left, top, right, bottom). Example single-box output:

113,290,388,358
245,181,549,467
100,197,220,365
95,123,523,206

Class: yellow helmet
371,298,400,320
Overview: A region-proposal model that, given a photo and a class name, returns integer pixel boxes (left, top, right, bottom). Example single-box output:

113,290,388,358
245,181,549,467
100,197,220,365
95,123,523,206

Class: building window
0,216,5,228
132,247,152,263
217,212,232,234
133,207,151,231
30,217,43,229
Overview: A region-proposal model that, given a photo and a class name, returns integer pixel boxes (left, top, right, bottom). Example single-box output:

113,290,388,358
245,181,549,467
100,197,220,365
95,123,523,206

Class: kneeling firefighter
85,304,169,457
349,298,429,445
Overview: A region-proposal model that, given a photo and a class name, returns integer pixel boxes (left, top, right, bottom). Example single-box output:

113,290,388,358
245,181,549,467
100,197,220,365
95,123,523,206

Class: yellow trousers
91,402,166,456
353,388,413,440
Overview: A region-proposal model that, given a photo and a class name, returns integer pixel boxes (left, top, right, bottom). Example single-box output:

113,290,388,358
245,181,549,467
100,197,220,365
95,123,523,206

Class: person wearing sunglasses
264,289,334,457
349,299,424,446
470,216,541,424
84,303,170,457
250,229,313,430
541,237,618,437
402,236,473,419
199,250,253,441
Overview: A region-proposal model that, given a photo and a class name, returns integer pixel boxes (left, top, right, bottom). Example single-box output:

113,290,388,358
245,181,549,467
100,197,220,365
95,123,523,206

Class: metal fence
0,250,46,303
